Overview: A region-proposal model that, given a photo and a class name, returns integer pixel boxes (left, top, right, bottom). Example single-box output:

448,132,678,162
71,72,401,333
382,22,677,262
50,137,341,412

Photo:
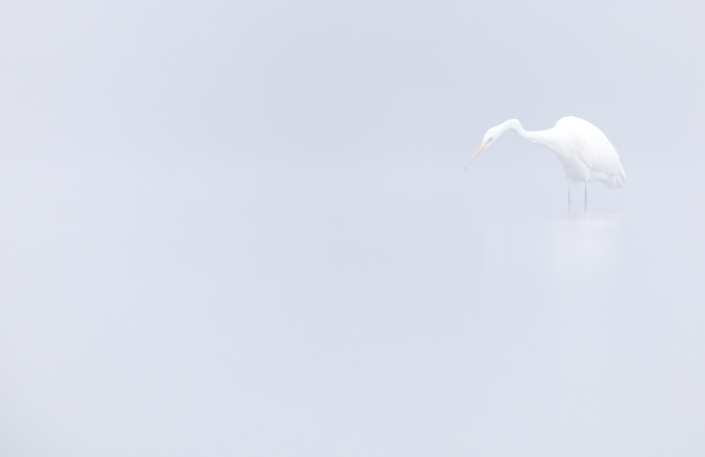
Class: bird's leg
567,181,572,207
584,182,587,212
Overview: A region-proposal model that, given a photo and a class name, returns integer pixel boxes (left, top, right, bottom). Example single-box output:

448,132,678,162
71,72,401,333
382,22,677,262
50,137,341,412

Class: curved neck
498,119,552,147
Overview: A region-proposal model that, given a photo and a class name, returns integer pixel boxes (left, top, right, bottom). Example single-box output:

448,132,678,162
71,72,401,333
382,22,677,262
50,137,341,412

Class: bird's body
466,116,626,208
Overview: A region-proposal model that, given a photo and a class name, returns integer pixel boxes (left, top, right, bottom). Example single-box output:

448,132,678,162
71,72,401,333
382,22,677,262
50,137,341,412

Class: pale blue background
1,1,704,455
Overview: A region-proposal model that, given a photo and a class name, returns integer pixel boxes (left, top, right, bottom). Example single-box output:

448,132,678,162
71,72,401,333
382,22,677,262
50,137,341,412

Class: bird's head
464,126,500,168
465,119,523,169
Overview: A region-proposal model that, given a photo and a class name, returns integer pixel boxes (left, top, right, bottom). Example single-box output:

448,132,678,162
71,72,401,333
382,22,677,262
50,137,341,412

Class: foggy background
1,0,704,455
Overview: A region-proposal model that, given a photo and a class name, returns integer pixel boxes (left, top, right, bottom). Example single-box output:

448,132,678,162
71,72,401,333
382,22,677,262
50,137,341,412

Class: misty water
3,0,705,455
1,149,703,456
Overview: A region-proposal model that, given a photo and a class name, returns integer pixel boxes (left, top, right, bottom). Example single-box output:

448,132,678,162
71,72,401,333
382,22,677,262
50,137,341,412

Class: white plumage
465,116,626,208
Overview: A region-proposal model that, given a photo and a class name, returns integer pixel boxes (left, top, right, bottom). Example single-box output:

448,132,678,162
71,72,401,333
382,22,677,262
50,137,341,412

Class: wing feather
555,117,625,185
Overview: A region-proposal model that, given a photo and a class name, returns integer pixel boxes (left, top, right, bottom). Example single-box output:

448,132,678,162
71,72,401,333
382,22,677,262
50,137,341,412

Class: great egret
465,117,626,209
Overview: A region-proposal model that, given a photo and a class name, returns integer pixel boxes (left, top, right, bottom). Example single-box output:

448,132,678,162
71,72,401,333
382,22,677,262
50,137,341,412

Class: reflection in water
480,212,623,288
476,212,626,452
549,213,623,284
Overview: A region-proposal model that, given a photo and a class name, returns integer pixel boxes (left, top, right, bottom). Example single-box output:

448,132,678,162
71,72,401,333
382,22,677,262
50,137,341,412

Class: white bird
465,116,626,209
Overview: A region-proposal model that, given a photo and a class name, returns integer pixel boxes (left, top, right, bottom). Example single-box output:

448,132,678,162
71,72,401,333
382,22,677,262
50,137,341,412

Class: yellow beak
465,141,488,169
